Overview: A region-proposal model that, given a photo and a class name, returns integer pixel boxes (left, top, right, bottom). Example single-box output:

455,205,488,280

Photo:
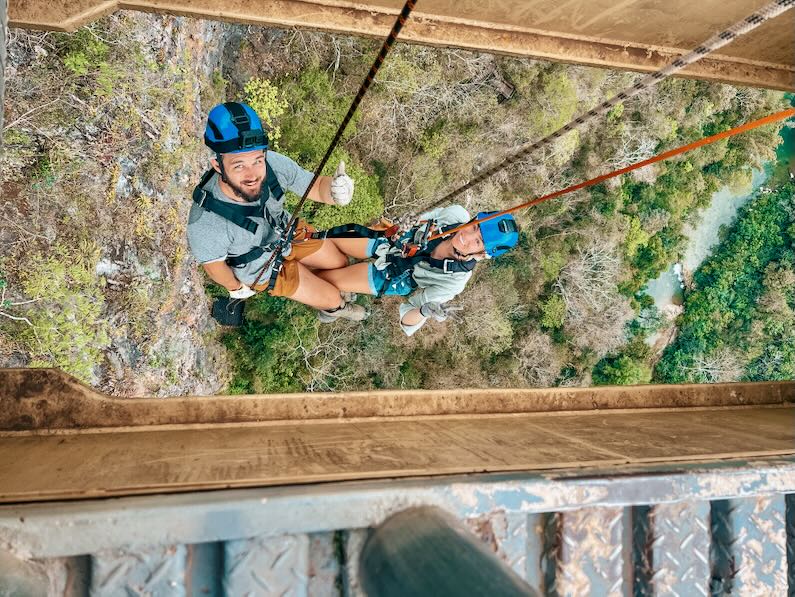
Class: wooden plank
1,407,793,503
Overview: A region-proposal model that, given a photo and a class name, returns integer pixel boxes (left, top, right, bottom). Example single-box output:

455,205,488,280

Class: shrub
244,77,288,148
19,242,110,383
592,354,652,385
223,296,319,393
540,294,566,329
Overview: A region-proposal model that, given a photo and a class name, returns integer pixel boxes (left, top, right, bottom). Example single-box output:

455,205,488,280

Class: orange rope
428,108,795,242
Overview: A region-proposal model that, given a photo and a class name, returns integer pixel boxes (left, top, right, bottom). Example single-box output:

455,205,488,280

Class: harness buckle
442,259,455,274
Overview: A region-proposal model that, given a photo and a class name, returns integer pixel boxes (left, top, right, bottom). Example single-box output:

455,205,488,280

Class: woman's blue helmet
204,102,269,154
476,212,519,258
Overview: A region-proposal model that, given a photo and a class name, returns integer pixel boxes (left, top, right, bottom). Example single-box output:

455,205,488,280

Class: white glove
419,302,463,322
330,161,354,206
229,283,256,299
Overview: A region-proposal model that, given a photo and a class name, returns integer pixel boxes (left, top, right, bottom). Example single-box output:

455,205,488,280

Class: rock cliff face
2,13,237,396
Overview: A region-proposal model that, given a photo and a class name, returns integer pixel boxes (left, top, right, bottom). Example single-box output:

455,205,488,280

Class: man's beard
221,171,263,202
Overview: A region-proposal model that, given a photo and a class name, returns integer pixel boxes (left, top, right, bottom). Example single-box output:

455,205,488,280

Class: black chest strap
312,223,386,240
192,162,289,267
192,170,261,235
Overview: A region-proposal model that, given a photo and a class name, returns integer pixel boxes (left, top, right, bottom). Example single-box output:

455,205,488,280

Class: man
187,102,366,321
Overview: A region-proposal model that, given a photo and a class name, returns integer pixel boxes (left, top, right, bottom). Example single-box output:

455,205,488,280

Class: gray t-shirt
186,151,313,285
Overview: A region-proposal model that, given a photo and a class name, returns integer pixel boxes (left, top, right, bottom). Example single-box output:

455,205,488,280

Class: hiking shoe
318,303,369,323
340,291,358,303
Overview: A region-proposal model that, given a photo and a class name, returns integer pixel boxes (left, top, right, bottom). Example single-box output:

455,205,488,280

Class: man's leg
281,262,346,310
269,261,367,321
297,239,349,270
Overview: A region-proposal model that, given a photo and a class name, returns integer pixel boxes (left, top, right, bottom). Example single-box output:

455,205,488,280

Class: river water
645,98,795,314
644,169,767,311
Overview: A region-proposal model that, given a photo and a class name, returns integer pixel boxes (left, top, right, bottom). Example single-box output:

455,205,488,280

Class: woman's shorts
368,263,415,296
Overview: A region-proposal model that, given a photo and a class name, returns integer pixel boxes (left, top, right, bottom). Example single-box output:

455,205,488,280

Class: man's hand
419,302,463,322
229,283,256,300
330,161,354,206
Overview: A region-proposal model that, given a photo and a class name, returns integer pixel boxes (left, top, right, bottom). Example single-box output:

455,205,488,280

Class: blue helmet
476,212,519,258
204,102,269,154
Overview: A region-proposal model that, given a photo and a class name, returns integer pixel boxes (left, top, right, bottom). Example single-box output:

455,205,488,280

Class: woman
316,206,519,335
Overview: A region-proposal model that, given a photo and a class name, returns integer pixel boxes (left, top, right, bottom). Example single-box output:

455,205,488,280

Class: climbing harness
247,0,418,291
424,0,795,211
375,230,477,295
416,108,795,247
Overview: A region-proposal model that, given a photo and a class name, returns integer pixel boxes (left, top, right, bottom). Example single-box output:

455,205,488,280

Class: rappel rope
247,0,418,291
425,108,795,242
423,0,795,212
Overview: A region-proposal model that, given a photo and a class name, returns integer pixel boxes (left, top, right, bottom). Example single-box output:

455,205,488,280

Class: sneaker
318,302,369,323
340,291,358,303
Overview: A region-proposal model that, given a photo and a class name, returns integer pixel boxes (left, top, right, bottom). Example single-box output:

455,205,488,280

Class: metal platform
1,370,794,594
2,459,795,595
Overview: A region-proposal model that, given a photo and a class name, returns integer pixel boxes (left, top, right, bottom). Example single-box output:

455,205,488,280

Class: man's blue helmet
204,102,268,154
476,212,519,258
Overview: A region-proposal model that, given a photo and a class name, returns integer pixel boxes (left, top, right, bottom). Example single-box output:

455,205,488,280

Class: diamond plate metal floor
3,460,794,596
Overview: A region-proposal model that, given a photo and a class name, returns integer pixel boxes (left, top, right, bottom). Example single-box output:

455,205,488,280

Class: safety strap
312,223,386,240
226,247,266,268
315,221,475,274
192,170,261,234
385,253,476,275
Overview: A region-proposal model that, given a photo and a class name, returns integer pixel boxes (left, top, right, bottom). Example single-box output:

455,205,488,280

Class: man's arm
307,161,353,206
203,260,244,291
272,151,352,206
307,176,335,205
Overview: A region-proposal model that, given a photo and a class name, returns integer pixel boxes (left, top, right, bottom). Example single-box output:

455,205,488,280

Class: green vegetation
4,15,791,393
244,77,288,148
655,182,795,383
18,243,111,383
222,296,320,393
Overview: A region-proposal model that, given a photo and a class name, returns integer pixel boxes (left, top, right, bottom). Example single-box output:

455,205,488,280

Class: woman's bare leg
328,237,373,260
315,262,374,294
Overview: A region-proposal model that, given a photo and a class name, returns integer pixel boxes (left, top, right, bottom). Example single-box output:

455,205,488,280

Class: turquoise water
645,168,766,311
645,97,795,312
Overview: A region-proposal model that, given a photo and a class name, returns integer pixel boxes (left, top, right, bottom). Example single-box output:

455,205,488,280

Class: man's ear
211,156,222,174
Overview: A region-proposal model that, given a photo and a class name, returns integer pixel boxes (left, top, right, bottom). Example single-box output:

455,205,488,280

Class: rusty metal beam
7,0,795,90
